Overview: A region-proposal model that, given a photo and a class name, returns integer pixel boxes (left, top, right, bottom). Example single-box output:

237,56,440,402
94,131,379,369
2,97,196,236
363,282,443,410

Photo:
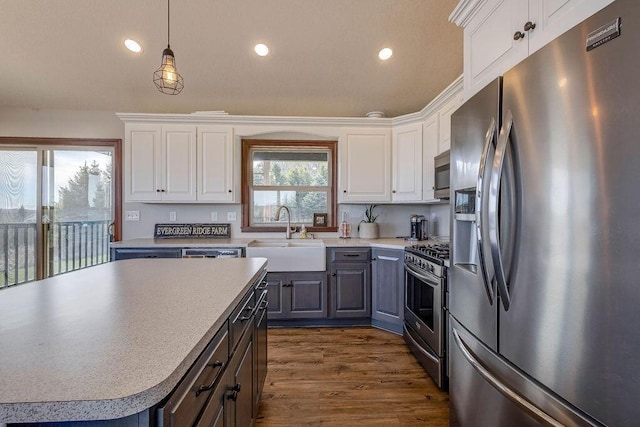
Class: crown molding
116,112,392,128
391,74,463,126
449,0,487,27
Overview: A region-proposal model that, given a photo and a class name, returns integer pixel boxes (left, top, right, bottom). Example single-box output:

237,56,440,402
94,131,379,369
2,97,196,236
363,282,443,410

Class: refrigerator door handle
452,328,563,427
489,110,513,311
476,117,497,305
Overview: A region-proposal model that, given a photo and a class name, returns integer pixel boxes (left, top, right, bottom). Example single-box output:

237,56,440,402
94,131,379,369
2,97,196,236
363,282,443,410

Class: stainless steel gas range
403,243,449,389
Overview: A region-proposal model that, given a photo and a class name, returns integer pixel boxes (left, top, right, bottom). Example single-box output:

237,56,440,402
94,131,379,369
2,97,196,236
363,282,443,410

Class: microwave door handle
489,110,513,311
476,117,497,305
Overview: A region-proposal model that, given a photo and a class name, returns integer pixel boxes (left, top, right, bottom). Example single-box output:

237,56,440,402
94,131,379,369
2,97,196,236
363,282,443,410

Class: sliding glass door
0,140,121,288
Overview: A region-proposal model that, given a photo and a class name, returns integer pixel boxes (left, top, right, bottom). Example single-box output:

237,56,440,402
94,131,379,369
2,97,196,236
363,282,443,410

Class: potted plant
358,204,379,239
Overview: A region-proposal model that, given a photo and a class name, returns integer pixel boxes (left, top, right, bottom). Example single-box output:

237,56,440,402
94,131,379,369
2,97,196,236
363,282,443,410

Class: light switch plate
211,212,218,221
227,212,237,221
125,211,140,221
169,212,177,222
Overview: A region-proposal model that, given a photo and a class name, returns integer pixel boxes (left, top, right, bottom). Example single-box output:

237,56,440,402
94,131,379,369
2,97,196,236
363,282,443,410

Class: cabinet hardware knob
161,189,166,192
332,273,337,277
372,258,377,261
228,189,232,193
392,190,396,193
513,31,525,41
524,21,536,32
156,189,160,192
343,190,347,193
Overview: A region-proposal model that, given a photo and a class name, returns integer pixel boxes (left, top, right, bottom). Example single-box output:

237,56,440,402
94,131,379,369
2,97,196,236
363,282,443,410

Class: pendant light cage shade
154,0,184,95
153,47,184,95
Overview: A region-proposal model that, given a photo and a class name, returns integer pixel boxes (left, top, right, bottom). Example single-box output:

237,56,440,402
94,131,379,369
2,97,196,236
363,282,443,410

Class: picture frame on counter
313,213,328,226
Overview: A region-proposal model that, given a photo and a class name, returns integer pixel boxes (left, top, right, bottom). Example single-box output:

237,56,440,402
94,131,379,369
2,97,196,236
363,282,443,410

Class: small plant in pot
358,205,379,239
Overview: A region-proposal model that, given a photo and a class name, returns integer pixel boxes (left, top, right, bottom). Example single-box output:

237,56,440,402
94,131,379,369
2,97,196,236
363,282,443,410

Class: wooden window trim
0,137,123,241
241,139,338,233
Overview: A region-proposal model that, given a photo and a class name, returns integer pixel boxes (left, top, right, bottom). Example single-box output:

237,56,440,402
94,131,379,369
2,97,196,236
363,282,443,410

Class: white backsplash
122,202,451,240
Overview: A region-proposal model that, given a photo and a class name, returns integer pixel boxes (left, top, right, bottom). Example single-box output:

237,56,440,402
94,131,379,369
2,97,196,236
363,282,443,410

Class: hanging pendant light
153,0,184,95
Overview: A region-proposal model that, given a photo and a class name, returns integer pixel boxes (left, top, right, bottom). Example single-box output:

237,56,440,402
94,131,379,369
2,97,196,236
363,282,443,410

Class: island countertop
0,257,267,423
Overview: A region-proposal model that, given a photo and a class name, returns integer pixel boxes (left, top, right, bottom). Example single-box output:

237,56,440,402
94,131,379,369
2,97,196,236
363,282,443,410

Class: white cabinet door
464,0,528,99
392,123,422,202
460,0,613,99
438,92,463,154
125,123,162,202
528,0,614,54
422,114,439,201
197,126,235,202
162,125,197,201
339,128,391,203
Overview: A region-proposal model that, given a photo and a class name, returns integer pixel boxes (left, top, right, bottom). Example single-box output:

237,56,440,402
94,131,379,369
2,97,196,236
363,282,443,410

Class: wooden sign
154,223,231,239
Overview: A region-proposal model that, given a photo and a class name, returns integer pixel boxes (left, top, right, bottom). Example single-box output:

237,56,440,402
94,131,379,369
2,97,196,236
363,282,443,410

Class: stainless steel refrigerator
449,1,640,425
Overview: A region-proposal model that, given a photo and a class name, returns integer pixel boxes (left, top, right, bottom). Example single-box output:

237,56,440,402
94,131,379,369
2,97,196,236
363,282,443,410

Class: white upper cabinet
125,123,196,202
452,0,614,99
339,128,392,203
162,125,197,201
392,123,423,202
437,92,463,154
197,126,235,202
422,113,439,202
125,123,162,202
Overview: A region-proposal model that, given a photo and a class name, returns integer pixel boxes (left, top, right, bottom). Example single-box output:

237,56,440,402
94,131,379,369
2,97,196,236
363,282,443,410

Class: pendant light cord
167,0,171,48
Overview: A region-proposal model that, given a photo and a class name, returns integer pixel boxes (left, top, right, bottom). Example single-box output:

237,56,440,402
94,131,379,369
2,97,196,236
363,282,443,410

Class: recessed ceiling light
124,39,142,53
255,44,269,57
379,47,393,60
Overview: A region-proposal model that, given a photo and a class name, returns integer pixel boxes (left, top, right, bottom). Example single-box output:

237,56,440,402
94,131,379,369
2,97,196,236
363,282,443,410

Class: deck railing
0,220,112,289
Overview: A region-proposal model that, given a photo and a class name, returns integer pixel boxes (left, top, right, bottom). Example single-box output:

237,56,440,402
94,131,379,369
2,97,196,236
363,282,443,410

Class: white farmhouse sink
245,239,326,272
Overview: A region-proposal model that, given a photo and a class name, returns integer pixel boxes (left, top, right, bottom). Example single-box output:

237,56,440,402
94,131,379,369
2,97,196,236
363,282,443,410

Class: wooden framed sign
154,223,231,239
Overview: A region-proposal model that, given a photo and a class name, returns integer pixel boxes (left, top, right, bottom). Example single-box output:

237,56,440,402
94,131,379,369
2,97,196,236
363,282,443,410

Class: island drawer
158,322,229,427
229,289,255,353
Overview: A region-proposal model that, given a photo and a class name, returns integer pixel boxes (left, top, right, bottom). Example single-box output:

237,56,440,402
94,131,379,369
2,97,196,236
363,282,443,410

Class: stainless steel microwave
434,150,450,199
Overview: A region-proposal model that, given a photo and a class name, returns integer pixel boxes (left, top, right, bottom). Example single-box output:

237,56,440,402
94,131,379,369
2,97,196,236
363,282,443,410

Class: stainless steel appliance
433,150,450,199
181,248,243,258
409,214,428,241
449,2,640,425
403,242,449,389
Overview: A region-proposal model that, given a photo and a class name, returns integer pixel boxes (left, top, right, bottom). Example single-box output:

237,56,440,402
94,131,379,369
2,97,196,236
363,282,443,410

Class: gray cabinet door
371,248,404,330
330,263,371,318
288,272,327,319
227,329,254,427
265,273,286,319
266,271,327,319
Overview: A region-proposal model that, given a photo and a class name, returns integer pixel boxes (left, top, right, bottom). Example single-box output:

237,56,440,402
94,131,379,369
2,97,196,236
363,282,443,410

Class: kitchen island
0,257,267,425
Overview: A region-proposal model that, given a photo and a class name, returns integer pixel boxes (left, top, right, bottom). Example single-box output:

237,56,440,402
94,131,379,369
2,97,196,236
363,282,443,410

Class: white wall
0,107,451,241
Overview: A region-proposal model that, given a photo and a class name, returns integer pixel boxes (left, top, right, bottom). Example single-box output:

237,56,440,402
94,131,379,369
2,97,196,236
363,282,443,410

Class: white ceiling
1,0,463,118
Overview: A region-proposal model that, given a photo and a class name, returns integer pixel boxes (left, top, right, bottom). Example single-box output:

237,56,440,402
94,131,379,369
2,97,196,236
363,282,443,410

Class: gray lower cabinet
266,272,327,319
328,248,371,318
161,274,267,427
371,248,404,333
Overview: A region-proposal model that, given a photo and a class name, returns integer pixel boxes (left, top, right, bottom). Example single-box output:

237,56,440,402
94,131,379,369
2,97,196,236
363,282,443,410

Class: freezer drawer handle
452,328,563,427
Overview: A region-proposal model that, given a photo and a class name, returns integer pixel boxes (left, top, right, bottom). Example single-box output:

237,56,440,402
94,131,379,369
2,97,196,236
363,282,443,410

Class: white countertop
0,257,267,423
110,237,435,251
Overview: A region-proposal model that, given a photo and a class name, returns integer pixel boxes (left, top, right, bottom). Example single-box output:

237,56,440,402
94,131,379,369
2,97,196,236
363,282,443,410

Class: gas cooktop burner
405,242,450,265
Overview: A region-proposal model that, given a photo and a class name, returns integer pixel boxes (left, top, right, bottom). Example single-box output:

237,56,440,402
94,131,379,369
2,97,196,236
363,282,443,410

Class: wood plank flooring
256,327,449,426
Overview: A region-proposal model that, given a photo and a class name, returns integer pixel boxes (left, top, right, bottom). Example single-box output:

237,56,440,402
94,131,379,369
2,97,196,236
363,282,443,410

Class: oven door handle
404,263,440,287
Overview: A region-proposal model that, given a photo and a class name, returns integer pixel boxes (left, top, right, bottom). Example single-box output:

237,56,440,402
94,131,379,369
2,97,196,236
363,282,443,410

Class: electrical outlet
211,212,218,221
227,212,237,221
125,211,140,221
169,212,177,222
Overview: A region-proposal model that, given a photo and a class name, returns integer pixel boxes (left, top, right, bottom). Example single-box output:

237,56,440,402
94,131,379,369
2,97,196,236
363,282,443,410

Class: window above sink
241,139,337,233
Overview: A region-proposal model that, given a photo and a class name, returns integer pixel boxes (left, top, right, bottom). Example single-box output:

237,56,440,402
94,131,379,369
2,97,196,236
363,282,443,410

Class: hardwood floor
256,327,449,426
